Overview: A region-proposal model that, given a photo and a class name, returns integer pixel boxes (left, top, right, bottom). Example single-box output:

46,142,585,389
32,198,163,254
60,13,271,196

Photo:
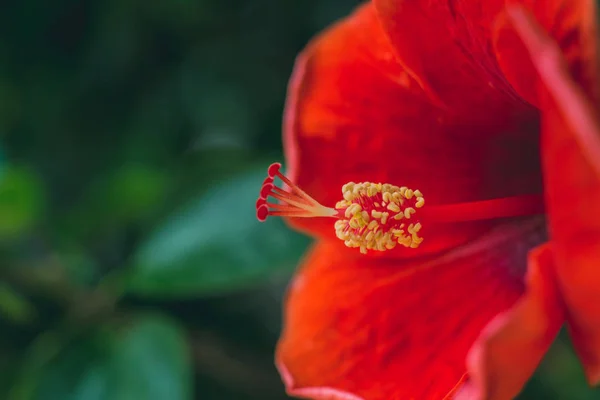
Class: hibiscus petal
284,3,541,256
498,0,599,106
373,0,596,110
277,219,546,400
541,85,600,386
501,4,600,384
376,0,600,384
372,0,529,109
455,243,565,400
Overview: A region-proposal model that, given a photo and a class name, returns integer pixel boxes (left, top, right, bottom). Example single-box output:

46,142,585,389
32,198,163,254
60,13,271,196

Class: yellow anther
381,212,389,224
334,181,426,254
361,210,370,223
383,192,392,203
342,182,355,192
409,222,422,233
387,202,400,213
404,207,416,219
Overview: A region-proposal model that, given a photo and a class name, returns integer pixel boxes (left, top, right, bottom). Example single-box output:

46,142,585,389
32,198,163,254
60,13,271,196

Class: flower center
333,182,424,253
256,163,545,254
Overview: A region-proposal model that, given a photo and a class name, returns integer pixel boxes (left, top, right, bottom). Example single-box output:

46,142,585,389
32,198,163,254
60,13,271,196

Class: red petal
374,0,600,383
493,0,599,107
455,243,565,400
500,4,600,384
284,3,541,256
373,0,597,109
541,80,600,384
372,0,524,109
277,219,546,400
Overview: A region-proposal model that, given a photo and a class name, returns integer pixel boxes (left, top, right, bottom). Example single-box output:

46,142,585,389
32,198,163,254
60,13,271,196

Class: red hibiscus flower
256,1,600,399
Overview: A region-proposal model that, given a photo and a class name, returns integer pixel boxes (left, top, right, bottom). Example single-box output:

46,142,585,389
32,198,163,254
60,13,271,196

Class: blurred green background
0,0,597,399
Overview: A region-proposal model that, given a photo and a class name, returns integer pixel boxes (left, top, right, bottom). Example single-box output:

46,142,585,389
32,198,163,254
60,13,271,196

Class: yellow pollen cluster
334,182,425,254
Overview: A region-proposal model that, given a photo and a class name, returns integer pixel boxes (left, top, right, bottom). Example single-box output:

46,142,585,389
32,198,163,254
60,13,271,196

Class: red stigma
255,162,337,222
260,183,274,199
268,163,281,178
256,204,269,222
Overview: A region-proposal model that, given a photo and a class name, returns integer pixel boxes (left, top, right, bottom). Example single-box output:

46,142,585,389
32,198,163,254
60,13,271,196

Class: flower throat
256,163,545,254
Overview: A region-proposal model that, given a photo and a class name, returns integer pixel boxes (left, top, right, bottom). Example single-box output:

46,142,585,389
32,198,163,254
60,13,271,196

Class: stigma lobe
255,163,337,222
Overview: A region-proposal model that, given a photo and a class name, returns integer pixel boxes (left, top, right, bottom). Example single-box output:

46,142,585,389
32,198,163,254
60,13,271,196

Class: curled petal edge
277,361,365,400
455,243,565,400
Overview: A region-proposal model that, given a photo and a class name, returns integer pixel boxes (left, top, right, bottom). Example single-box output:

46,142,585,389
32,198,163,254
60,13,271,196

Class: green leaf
0,166,44,240
105,165,169,222
127,165,311,297
0,283,36,325
27,315,191,400
107,316,191,400
0,147,5,180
